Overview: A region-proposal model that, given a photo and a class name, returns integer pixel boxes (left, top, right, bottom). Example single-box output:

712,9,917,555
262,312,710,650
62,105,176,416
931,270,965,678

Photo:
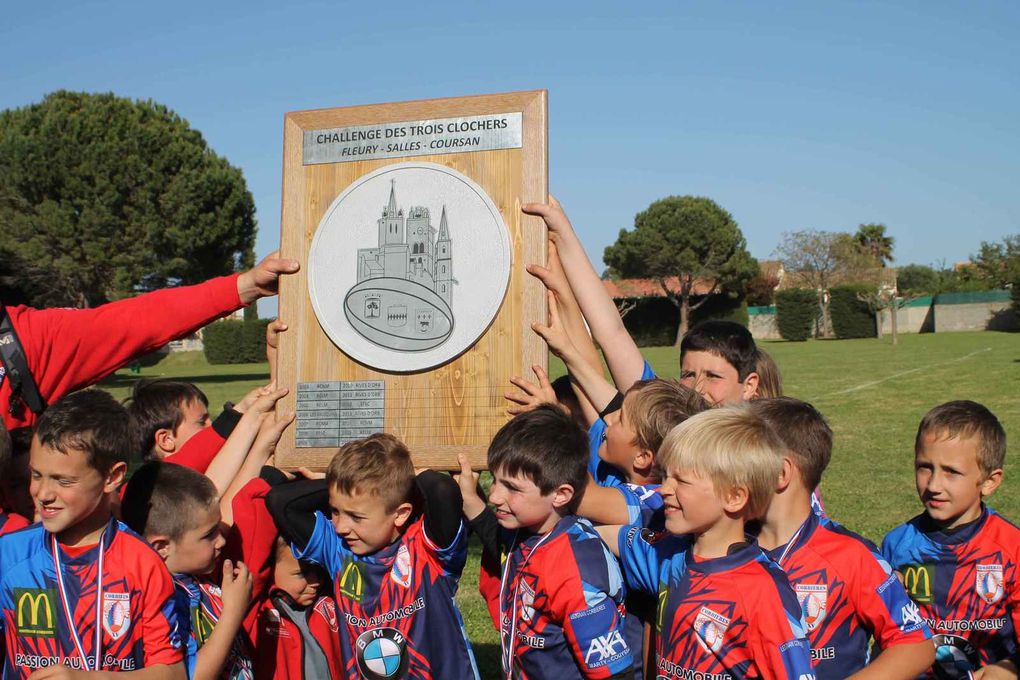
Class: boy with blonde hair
882,400,1019,679
601,407,815,679
267,433,478,680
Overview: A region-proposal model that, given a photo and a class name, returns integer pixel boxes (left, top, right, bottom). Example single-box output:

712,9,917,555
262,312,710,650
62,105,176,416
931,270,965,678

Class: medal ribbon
52,533,105,671
498,529,554,680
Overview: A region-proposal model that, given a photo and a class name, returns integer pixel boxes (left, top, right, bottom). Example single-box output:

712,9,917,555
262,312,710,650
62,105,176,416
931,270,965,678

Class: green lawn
101,331,1019,677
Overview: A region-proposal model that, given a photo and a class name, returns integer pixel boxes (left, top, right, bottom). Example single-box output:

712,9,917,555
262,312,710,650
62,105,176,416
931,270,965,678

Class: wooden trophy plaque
276,91,547,470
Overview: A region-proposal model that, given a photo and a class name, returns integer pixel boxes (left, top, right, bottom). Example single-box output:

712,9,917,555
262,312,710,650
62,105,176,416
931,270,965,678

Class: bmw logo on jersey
356,627,409,679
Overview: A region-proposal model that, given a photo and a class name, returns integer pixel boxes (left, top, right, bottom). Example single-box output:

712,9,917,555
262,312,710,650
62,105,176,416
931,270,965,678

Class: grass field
100,330,1019,676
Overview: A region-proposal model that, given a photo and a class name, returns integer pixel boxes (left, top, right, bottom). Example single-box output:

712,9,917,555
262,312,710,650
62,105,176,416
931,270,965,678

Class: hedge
618,295,749,346
775,288,817,341
203,319,270,364
829,285,877,339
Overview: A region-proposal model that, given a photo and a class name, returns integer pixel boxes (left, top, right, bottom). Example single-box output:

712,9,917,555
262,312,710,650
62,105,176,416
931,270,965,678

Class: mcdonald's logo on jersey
340,559,366,603
15,588,57,636
901,564,935,604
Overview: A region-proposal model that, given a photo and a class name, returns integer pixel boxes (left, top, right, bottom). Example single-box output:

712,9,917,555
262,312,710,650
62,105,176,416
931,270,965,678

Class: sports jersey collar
685,538,765,574
762,511,820,566
46,516,118,563
514,513,575,550
919,504,991,545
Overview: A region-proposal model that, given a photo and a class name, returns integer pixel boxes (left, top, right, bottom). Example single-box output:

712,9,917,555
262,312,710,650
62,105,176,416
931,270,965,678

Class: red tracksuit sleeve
226,477,279,642
3,273,242,430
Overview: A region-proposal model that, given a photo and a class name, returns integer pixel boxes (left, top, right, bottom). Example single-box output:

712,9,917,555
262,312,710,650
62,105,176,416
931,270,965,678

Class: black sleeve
266,479,329,550
259,465,289,487
415,470,464,549
598,391,625,420
211,404,243,438
468,506,500,560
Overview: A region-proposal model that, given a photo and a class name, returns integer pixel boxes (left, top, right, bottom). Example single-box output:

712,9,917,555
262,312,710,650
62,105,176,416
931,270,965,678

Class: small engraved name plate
303,112,522,165
296,380,385,448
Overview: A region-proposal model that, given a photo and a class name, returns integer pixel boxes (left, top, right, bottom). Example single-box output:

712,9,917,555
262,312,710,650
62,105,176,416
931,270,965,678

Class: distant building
356,180,453,308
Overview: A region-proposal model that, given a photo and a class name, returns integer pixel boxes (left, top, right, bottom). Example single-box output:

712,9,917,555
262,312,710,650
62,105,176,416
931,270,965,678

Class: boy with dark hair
882,400,1019,679
600,406,815,679
460,406,634,680
267,433,479,680
127,379,212,461
0,389,184,679
679,320,759,405
751,398,934,679
122,461,253,680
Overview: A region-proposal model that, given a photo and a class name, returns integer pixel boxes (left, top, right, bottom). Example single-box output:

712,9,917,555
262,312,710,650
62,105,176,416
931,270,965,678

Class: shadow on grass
100,373,269,389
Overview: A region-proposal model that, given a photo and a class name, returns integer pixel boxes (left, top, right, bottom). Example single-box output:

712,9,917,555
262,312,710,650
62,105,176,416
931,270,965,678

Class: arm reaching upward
522,196,646,392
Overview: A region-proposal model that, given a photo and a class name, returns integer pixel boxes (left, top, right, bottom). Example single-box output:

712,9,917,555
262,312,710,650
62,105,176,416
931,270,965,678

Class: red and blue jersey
174,573,253,680
618,525,816,679
0,519,183,678
764,511,931,678
497,515,633,680
0,514,29,537
881,506,1020,677
296,511,479,680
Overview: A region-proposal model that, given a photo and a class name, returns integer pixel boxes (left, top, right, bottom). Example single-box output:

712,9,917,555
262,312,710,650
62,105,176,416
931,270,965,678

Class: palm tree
855,223,895,267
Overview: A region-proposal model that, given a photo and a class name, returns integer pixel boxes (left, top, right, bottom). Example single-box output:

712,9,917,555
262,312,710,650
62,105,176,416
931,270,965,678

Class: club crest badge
314,598,340,632
975,564,1004,604
102,592,131,641
390,544,412,589
693,607,730,655
519,578,537,623
794,583,828,631
355,627,409,680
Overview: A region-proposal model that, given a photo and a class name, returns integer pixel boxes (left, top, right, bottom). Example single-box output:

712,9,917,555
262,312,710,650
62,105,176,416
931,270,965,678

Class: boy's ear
103,461,128,494
722,485,750,514
633,448,655,473
980,468,1004,498
154,428,176,454
550,483,576,511
741,372,760,401
776,457,795,493
149,535,172,560
392,501,414,529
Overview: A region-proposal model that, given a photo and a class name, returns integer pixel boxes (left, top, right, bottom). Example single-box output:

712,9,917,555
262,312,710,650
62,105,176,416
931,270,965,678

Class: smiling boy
0,389,185,679
267,433,479,680
882,400,1020,679
678,321,760,406
460,406,634,680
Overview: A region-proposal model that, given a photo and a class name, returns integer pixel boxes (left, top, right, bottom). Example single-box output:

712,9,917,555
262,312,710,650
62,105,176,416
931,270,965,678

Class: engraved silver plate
303,112,522,165
296,380,385,448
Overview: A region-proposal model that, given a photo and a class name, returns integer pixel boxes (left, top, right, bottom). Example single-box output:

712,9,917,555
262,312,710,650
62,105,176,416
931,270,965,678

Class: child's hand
527,240,573,303
974,659,1019,679
521,195,574,244
267,319,288,350
245,387,289,418
234,383,275,414
454,454,486,521
532,291,577,360
505,365,559,415
294,467,326,480
250,410,296,461
220,559,253,615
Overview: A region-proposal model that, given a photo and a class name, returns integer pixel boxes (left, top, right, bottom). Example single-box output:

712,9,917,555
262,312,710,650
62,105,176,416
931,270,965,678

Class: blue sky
3,1,1017,316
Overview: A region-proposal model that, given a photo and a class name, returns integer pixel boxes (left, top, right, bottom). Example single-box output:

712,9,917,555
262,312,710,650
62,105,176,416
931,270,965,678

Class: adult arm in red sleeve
3,274,241,431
